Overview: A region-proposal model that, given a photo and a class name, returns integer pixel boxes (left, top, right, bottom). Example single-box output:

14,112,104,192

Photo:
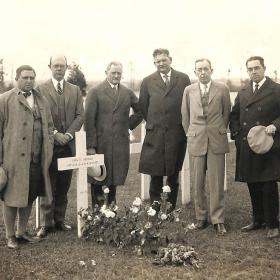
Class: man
229,56,280,239
36,55,84,237
84,61,142,206
181,59,231,234
139,48,190,211
0,65,54,248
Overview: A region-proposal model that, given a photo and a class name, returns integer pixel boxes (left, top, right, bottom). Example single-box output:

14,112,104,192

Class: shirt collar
199,80,212,92
107,80,118,89
52,77,64,90
253,77,266,89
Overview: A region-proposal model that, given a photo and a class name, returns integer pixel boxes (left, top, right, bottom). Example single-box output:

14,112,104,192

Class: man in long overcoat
0,65,54,248
84,61,142,206
139,48,191,211
36,55,84,238
229,56,280,239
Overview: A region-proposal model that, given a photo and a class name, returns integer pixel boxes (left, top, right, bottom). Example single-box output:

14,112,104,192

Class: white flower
162,185,171,193
187,223,196,230
140,230,144,235
131,206,139,214
79,261,86,267
91,260,97,266
132,197,142,207
147,207,156,216
103,187,110,194
113,205,119,212
100,205,107,213
87,215,93,221
104,210,116,218
160,213,167,220
130,230,136,235
175,217,180,222
144,222,152,229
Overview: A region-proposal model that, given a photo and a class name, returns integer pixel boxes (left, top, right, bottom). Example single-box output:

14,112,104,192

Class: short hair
152,48,170,58
246,56,265,68
195,58,212,69
15,65,36,81
106,61,123,71
49,55,68,66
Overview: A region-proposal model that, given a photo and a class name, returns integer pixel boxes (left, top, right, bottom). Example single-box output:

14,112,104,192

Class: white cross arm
57,154,104,171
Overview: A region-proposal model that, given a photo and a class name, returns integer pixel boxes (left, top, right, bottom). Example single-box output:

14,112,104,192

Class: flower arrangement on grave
78,185,199,268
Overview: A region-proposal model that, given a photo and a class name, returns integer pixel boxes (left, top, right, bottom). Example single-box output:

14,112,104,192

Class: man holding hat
84,61,142,207
230,56,280,239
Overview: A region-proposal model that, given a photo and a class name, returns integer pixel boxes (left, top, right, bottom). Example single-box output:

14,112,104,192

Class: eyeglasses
195,67,211,73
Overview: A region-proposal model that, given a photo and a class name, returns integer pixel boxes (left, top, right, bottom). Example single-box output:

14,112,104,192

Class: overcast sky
1,0,279,83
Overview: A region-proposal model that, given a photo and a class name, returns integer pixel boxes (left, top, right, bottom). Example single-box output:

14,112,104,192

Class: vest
57,92,66,133
31,97,43,163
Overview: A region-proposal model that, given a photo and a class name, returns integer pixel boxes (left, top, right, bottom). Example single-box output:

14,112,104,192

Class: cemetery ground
0,144,280,280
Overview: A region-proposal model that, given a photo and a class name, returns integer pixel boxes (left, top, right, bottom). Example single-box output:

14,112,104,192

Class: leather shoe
7,236,18,249
55,222,72,231
214,223,227,235
241,222,264,232
16,232,41,243
195,220,208,230
37,226,52,238
267,228,279,239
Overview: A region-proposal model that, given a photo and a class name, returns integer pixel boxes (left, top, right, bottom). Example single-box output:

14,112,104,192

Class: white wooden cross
36,131,104,238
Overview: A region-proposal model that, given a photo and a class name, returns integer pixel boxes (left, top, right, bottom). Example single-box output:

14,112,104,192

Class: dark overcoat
84,80,142,186
229,77,280,182
139,69,191,176
0,88,54,207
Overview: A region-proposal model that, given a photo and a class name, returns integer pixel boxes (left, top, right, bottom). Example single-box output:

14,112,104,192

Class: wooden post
181,149,191,205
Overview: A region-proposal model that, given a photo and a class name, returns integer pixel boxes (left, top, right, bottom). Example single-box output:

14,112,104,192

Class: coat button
243,137,247,141
22,137,26,140
23,122,27,126
257,107,262,111
245,108,249,111
256,121,260,125
243,122,247,126
21,153,25,156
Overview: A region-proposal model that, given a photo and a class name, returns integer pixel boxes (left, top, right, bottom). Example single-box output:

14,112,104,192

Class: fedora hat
247,125,274,154
87,164,106,183
0,166,7,192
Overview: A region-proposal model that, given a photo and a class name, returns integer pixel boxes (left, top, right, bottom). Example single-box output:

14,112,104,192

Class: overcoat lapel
15,88,32,112
46,79,58,106
193,83,203,107
153,72,166,92
63,81,71,109
165,70,178,96
208,82,218,104
114,84,125,112
245,79,274,107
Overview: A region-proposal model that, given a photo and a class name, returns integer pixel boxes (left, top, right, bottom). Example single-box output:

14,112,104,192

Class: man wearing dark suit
139,48,191,211
85,61,142,206
36,55,84,237
181,58,231,234
229,56,280,239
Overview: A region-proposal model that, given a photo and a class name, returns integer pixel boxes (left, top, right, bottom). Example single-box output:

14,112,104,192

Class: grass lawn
0,143,280,280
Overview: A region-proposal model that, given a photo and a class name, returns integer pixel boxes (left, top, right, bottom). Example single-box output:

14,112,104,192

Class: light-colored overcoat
84,80,142,186
0,88,54,207
181,81,231,156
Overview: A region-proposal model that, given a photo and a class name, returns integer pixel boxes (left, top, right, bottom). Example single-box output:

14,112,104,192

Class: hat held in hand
87,164,106,182
247,125,274,154
0,166,7,192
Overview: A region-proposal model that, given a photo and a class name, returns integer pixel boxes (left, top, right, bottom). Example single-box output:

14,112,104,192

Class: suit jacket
229,77,280,182
139,69,190,176
84,80,142,185
181,81,231,156
37,79,84,155
0,88,54,207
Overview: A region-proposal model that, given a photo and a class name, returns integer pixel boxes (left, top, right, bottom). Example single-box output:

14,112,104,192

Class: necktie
203,84,207,96
164,74,170,88
57,82,63,95
254,83,259,93
23,91,32,98
114,85,118,94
